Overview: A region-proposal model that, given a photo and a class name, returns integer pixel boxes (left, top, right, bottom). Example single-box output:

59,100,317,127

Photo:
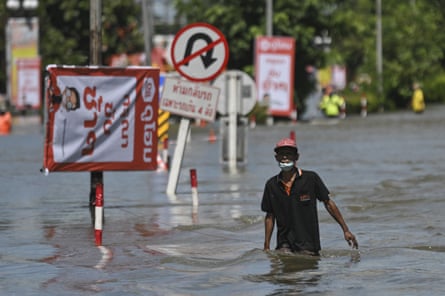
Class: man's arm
323,199,358,249
264,213,275,251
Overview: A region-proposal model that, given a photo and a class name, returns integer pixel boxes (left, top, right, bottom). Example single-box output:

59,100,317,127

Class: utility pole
376,0,383,111
265,0,274,125
266,0,273,36
142,0,153,66
89,0,103,221
90,0,102,65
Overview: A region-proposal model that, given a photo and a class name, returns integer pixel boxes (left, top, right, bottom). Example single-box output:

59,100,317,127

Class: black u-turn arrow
183,33,217,68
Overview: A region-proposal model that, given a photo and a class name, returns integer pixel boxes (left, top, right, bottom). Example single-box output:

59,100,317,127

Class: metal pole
90,0,102,65
228,73,237,173
89,0,103,222
266,0,273,36
142,0,153,65
376,0,383,111
166,118,191,195
265,0,274,125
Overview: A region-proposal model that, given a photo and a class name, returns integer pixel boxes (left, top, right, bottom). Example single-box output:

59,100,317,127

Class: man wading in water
261,138,358,255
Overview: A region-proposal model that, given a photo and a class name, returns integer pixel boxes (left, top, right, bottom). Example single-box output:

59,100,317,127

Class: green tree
0,0,145,95
39,0,145,67
174,0,339,114
2,0,445,111
175,0,445,111
381,0,444,107
331,0,445,108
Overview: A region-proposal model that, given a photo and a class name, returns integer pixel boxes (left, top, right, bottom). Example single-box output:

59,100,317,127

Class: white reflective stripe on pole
94,183,103,246
228,73,237,173
190,169,199,208
166,118,190,195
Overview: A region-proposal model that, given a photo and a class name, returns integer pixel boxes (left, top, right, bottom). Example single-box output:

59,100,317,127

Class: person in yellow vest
0,109,12,135
319,85,344,118
411,82,425,114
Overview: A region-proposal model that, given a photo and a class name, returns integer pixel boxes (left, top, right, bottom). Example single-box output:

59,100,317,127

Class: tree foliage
174,0,445,109
0,0,144,94
1,0,445,110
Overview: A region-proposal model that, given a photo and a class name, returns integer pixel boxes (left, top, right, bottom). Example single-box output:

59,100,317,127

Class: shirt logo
299,194,310,202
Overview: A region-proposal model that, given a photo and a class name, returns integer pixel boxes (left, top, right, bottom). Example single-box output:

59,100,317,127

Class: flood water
1,106,444,295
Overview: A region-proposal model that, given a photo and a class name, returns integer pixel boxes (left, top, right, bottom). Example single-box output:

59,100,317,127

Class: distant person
261,137,358,255
0,108,12,135
411,82,425,114
262,93,271,107
319,85,344,118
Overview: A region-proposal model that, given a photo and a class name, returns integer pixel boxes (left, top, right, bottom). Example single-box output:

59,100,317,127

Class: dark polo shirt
261,169,330,253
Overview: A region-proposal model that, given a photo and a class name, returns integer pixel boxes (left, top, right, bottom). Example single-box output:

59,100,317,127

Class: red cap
274,138,298,152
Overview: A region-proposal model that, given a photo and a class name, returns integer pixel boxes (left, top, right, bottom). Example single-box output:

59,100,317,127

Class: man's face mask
278,161,294,171
275,150,297,172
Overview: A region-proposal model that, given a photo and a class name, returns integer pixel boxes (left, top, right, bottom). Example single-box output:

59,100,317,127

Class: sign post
161,77,220,194
43,65,159,248
90,0,103,231
227,73,238,173
164,22,228,194
213,71,256,169
166,118,190,195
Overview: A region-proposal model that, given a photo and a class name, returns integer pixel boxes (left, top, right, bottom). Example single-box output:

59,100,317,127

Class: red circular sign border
171,23,229,82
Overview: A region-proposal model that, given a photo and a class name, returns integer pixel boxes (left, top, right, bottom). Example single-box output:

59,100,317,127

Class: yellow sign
6,17,40,109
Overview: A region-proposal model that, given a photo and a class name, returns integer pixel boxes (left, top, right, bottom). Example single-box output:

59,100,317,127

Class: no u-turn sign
171,23,229,82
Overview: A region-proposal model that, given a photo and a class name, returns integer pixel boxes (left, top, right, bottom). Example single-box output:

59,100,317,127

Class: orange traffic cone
156,154,168,172
208,128,216,143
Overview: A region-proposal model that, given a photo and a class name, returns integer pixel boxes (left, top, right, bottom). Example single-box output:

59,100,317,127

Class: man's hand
344,230,358,249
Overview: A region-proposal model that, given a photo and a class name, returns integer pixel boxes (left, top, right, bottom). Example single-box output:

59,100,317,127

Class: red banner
43,66,159,172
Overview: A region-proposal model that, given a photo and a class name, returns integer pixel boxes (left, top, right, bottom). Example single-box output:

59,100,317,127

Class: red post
95,183,104,246
190,169,199,208
190,168,198,188
290,131,296,142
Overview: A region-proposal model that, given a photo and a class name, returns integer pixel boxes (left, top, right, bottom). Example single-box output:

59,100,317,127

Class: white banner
160,77,220,122
255,36,296,117
17,58,41,109
44,66,160,172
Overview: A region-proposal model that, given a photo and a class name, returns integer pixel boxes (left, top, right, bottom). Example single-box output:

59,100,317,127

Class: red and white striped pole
190,169,199,208
290,131,296,142
95,183,104,246
162,138,169,170
291,109,298,125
